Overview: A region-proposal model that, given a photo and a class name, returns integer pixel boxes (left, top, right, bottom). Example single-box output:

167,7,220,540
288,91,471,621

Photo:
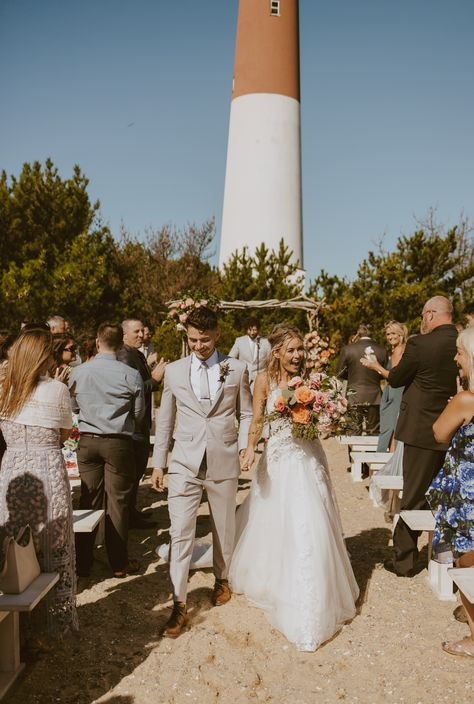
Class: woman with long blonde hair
230,325,359,652
0,329,77,638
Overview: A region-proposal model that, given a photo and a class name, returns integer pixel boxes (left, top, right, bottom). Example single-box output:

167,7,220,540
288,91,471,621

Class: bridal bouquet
268,372,354,441
304,331,335,372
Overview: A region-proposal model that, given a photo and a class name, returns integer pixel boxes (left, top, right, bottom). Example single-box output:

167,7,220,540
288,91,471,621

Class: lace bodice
1,377,72,430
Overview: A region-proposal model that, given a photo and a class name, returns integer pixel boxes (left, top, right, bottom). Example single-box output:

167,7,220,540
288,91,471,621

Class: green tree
0,159,119,333
309,215,474,345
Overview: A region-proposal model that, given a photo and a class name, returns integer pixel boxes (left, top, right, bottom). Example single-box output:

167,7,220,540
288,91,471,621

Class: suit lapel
208,351,227,414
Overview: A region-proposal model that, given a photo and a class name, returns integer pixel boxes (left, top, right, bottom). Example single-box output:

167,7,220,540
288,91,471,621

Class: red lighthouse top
232,0,300,101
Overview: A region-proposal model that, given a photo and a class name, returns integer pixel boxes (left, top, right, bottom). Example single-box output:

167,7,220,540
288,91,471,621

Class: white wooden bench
400,510,455,601
447,567,474,603
349,451,392,482
0,573,59,700
338,435,379,453
72,509,104,533
369,474,403,517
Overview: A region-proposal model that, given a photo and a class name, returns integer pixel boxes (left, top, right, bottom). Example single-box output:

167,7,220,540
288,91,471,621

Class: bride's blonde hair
266,325,304,385
0,329,53,419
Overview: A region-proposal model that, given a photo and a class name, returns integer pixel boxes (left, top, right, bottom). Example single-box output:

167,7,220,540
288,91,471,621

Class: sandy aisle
5,439,472,704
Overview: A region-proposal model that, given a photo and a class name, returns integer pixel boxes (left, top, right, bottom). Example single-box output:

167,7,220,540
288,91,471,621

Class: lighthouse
219,0,303,268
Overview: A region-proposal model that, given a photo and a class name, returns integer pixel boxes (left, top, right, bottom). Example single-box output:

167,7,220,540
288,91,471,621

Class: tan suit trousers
167,471,238,603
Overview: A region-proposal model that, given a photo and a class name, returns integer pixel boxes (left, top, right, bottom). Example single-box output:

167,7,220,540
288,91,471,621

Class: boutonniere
218,361,231,384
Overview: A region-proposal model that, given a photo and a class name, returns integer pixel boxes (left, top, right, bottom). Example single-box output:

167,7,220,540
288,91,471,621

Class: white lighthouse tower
219,0,303,268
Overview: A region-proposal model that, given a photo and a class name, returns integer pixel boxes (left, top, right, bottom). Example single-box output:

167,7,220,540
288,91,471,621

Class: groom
151,306,252,637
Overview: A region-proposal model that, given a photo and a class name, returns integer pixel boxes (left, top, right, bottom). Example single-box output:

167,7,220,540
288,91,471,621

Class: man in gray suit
228,317,271,390
151,307,252,637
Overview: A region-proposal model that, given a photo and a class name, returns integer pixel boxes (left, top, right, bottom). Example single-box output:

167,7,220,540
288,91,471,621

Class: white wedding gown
229,388,359,652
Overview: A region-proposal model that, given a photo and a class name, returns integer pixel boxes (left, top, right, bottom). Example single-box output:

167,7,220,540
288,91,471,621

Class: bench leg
0,611,24,700
351,461,363,482
427,560,456,601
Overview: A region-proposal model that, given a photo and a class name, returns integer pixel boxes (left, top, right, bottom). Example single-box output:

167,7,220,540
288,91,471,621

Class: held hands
151,467,165,493
239,447,255,471
151,357,167,383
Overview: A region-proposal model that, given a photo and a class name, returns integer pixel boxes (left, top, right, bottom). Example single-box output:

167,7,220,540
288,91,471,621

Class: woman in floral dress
427,326,474,658
0,328,78,637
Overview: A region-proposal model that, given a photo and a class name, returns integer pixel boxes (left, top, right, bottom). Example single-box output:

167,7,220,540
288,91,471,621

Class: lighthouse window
270,1,280,16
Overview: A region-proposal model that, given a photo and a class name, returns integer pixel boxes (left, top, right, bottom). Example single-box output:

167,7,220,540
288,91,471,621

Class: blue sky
1,0,473,281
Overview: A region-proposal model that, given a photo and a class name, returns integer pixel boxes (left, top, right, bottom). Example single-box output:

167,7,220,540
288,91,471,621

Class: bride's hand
240,447,254,471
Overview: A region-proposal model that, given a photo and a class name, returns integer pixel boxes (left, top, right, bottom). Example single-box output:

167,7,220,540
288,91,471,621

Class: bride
230,325,359,652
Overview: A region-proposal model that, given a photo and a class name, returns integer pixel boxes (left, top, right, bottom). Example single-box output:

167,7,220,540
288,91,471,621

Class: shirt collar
96,352,117,360
191,349,219,369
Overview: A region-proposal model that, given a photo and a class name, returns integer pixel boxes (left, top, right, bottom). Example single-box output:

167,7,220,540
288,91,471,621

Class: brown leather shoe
212,579,231,606
162,603,188,638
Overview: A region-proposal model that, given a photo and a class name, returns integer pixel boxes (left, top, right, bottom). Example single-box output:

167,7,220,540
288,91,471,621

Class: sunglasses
64,346,76,353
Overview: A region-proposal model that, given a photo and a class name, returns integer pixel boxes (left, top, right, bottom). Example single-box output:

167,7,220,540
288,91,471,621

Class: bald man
384,296,459,576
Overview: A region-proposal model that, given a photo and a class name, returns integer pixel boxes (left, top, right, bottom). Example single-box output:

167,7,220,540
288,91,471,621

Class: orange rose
291,404,311,424
294,385,316,405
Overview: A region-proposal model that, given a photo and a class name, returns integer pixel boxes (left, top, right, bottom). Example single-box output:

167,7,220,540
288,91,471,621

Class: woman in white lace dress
231,326,359,652
0,329,78,635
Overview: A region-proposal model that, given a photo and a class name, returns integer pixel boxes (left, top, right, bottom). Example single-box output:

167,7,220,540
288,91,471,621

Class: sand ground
5,438,473,704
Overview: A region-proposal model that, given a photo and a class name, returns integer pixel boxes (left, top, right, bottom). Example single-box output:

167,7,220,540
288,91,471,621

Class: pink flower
314,392,326,406
185,297,194,307
287,376,304,389
274,396,288,413
178,312,188,323
326,401,337,415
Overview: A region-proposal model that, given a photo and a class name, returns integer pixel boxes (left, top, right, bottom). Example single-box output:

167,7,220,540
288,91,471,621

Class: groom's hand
240,447,254,471
151,467,165,492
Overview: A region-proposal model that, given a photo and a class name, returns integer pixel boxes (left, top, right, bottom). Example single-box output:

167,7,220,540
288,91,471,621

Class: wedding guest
70,323,145,577
0,328,77,636
426,325,474,657
139,326,155,360
47,315,67,333
51,333,77,382
81,335,98,361
336,324,387,434
464,304,474,328
228,317,271,390
0,333,16,367
384,296,458,577
360,320,408,451
118,319,166,528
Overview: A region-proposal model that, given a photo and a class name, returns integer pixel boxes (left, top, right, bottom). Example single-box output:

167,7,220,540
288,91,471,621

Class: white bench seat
349,451,392,482
371,475,403,491
338,435,379,446
73,509,104,533
448,567,474,603
0,573,59,700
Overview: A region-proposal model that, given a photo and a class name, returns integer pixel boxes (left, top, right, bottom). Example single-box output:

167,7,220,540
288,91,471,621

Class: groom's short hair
186,307,218,331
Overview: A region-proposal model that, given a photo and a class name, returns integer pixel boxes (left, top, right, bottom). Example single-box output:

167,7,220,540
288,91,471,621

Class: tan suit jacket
152,351,252,480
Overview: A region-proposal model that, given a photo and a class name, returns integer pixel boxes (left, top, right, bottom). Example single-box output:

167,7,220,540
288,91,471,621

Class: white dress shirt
190,350,221,402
